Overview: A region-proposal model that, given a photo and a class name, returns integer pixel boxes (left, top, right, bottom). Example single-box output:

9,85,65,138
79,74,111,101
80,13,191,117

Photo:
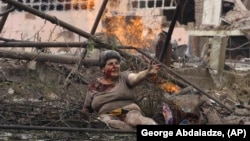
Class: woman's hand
147,61,161,75
80,108,90,120
128,60,160,86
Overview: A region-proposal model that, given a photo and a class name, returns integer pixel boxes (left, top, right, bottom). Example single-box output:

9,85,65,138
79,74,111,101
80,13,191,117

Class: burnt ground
0,53,250,140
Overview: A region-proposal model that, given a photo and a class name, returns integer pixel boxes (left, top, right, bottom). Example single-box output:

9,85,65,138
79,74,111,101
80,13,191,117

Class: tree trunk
0,49,98,66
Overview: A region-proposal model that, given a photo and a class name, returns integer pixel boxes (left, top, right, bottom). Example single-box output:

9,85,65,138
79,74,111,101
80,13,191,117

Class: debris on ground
0,46,249,140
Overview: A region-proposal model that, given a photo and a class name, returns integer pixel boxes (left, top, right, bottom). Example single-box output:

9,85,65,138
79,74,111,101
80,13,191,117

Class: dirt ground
0,53,250,140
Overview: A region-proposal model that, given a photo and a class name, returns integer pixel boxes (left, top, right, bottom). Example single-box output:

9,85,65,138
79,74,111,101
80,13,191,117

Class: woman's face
102,58,120,78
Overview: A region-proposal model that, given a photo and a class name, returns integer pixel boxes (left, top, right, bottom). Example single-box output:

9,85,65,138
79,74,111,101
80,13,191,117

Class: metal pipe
0,42,89,47
159,3,181,62
90,0,109,35
0,42,135,49
0,125,136,134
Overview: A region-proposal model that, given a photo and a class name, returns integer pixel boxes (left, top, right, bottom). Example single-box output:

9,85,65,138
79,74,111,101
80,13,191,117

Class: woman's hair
99,50,121,68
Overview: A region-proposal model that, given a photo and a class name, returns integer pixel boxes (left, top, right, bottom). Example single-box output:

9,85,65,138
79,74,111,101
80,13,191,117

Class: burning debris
101,11,156,50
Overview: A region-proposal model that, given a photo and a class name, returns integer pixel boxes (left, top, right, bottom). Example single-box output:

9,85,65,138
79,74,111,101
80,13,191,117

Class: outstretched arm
127,62,160,87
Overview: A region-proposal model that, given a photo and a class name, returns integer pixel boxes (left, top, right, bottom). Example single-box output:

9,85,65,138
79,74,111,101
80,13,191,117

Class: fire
147,75,180,94
102,15,142,47
160,82,180,94
101,14,156,50
72,0,95,10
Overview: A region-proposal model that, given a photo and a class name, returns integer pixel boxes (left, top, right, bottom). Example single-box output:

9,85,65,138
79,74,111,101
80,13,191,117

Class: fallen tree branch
0,49,98,66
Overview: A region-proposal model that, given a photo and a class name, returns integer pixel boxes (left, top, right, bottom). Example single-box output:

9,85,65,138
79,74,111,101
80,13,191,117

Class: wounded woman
81,50,160,129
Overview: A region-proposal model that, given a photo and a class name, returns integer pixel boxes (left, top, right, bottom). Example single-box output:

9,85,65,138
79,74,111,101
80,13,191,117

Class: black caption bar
137,125,250,141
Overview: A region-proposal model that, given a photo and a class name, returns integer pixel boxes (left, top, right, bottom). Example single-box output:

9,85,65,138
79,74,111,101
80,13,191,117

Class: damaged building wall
188,0,250,73
194,0,204,26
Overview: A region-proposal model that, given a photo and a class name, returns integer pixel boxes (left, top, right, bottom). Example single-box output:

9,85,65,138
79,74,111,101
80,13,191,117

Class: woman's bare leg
98,114,134,130
125,110,157,127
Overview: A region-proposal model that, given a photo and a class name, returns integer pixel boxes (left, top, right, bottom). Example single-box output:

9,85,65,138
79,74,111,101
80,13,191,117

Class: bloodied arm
81,83,95,119
127,62,160,87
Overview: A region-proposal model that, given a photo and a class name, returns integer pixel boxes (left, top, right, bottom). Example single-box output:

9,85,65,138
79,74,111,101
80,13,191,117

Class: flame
101,14,156,50
72,0,95,10
160,82,180,94
147,75,180,94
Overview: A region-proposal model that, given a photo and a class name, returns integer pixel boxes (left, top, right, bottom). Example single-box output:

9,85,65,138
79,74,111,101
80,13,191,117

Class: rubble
0,51,249,128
